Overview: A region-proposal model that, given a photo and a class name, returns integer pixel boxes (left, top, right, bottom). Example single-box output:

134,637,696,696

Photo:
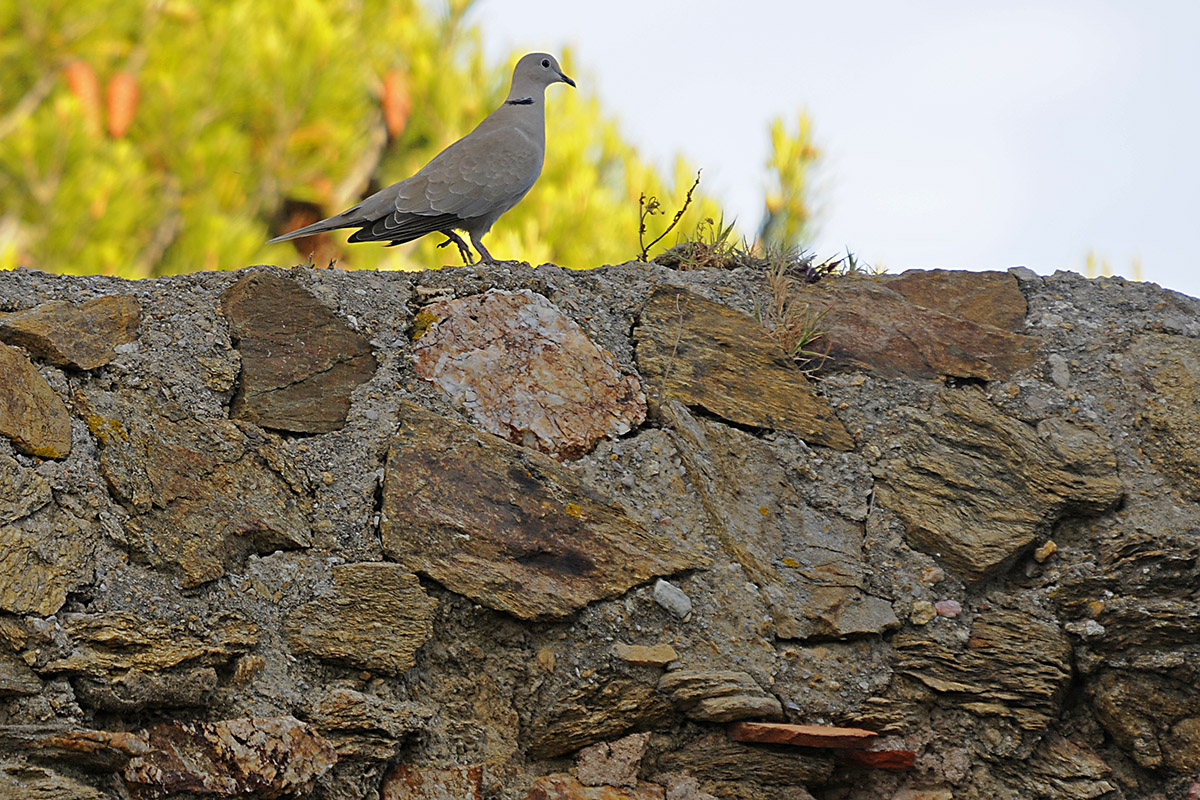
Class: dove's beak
559,71,576,88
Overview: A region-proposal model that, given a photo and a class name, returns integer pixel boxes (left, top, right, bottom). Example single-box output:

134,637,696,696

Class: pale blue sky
472,1,1200,299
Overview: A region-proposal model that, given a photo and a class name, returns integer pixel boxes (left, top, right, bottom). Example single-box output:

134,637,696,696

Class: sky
471,1,1200,300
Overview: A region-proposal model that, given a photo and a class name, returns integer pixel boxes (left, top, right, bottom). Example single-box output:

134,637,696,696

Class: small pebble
920,567,945,585
910,600,937,625
1033,540,1057,563
934,599,962,618
653,579,692,619
535,647,556,673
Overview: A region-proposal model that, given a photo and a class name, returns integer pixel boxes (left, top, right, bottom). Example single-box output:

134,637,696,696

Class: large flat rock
414,289,646,459
657,669,783,723
0,343,71,458
895,606,1073,731
0,505,96,616
0,295,140,370
525,679,674,759
23,610,257,676
874,388,1123,582
78,385,312,586
381,402,700,620
798,274,1038,379
304,687,432,760
634,286,852,450
1125,333,1200,499
285,563,436,676
0,764,111,800
648,732,833,788
13,608,252,712
882,269,1028,332
220,271,377,433
664,402,897,640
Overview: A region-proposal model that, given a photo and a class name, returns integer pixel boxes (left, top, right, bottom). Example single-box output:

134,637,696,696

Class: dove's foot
471,235,497,265
438,232,474,265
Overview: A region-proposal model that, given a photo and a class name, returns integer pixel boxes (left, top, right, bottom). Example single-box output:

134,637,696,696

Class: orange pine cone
381,69,411,138
63,60,102,135
106,71,139,139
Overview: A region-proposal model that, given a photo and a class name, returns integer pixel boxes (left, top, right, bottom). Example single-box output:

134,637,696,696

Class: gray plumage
267,53,575,264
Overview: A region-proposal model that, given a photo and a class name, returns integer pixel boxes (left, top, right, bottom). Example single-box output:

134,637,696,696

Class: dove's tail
266,217,346,244
266,203,370,244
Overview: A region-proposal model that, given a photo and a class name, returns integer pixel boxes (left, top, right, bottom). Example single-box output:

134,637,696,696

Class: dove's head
511,53,576,94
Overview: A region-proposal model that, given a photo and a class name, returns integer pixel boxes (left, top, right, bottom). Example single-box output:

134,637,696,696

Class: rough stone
1090,669,1200,771
123,716,337,799
304,688,432,760
883,269,1028,332
0,295,140,370
775,640,895,723
0,653,40,697
665,402,897,639
634,285,852,450
0,505,96,615
382,402,700,620
657,670,783,723
728,721,877,749
285,563,436,676
1126,333,1200,498
220,271,377,434
0,763,112,800
894,606,1072,731
1018,733,1115,799
24,610,257,677
414,289,646,459
798,274,1039,379
874,388,1123,582
650,732,833,787
383,763,484,800
526,680,674,759
1057,524,1200,657
0,342,71,458
74,666,218,712
0,727,150,771
524,774,665,800
613,644,678,668
0,453,52,525
577,732,651,788
78,385,312,586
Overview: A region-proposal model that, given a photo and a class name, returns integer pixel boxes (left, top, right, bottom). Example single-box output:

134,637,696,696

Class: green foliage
0,0,815,276
757,113,818,252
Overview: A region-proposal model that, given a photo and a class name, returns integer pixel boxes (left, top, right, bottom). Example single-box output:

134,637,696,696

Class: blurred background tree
0,0,818,277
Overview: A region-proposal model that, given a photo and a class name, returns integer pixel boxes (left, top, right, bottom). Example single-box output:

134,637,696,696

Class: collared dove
268,52,575,264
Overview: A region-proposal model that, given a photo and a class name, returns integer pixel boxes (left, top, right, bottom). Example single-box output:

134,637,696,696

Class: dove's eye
541,58,551,68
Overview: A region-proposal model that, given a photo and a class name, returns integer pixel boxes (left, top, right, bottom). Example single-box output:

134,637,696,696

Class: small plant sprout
638,170,701,262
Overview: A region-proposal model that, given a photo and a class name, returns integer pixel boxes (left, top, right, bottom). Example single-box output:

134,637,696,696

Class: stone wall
0,260,1197,800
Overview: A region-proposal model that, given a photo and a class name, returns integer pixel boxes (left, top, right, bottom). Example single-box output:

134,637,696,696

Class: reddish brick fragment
728,721,877,749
